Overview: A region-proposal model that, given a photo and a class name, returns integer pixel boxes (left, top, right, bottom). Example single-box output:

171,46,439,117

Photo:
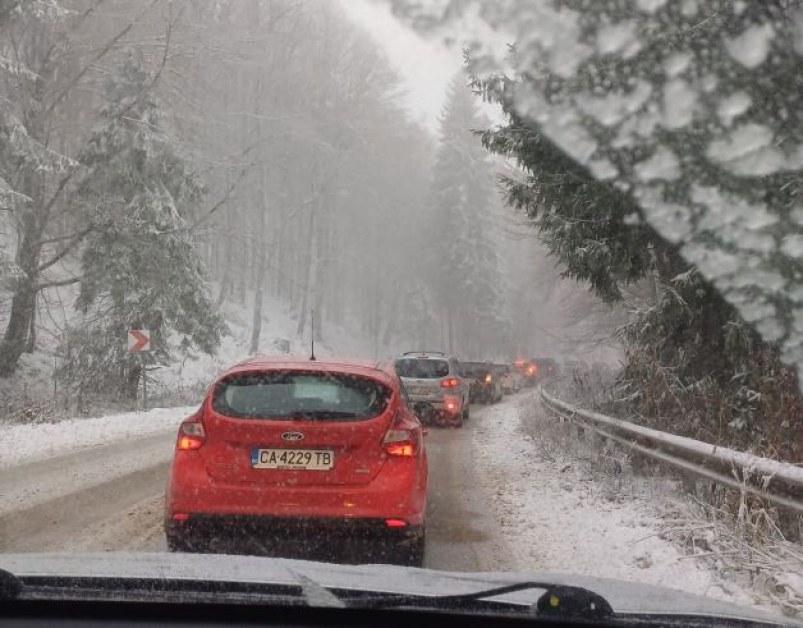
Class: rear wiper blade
350,581,614,621
288,411,359,420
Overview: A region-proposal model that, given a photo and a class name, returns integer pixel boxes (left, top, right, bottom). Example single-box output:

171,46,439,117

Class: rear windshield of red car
394,358,449,379
212,371,391,421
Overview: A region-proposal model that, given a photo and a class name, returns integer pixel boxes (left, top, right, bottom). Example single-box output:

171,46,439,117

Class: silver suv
394,351,470,427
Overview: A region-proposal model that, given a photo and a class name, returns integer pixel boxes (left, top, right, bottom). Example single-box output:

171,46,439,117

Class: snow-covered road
0,393,775,616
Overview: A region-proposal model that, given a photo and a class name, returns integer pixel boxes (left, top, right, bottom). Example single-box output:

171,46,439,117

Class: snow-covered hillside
0,282,393,422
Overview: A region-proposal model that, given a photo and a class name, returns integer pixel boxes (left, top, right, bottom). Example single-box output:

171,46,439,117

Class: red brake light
385,443,415,456
177,421,206,450
385,518,407,528
441,377,459,388
383,412,420,457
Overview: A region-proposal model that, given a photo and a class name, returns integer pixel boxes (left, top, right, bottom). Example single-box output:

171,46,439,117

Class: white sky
339,0,464,133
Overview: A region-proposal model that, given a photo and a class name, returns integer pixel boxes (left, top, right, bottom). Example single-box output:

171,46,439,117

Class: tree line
388,0,803,460
1,0,541,405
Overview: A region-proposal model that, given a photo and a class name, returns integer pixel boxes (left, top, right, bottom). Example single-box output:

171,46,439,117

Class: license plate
251,448,334,470
410,387,431,395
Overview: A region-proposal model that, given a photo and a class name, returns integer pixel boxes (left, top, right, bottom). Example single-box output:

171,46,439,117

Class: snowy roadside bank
470,392,783,619
0,405,196,470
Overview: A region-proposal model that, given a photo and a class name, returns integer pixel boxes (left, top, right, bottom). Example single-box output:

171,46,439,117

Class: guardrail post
778,508,801,543
677,469,698,493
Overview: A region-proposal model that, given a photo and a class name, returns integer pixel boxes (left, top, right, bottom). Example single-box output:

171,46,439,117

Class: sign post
128,330,151,409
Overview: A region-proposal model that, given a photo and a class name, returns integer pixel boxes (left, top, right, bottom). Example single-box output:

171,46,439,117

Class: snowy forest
2,0,800,468
0,0,617,415
388,0,803,464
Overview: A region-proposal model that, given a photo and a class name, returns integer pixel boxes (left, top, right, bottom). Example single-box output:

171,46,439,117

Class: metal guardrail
540,388,803,514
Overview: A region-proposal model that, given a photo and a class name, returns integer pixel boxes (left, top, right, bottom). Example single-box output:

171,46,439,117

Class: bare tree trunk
216,235,232,306
216,168,234,307
312,207,327,343
447,308,455,354
381,291,401,346
250,181,269,354
24,295,37,353
0,210,44,376
125,363,141,401
297,186,318,337
250,261,266,354
237,232,248,305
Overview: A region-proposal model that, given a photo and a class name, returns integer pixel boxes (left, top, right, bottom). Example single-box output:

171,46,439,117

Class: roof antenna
309,308,316,361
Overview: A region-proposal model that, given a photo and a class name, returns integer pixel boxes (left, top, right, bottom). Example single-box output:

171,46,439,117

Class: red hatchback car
164,356,428,565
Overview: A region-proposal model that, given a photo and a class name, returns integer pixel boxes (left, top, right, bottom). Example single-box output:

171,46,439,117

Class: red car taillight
383,413,420,457
385,518,407,527
444,397,459,412
177,421,206,451
441,377,459,388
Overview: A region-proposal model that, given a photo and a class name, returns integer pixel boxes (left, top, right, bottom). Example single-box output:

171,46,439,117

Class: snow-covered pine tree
471,2,803,460
429,74,509,357
60,52,225,400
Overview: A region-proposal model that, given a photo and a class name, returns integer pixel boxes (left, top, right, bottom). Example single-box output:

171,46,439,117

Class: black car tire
166,533,193,553
403,528,426,567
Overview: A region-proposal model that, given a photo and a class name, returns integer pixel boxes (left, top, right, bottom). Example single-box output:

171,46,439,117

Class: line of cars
163,350,560,566
392,351,547,428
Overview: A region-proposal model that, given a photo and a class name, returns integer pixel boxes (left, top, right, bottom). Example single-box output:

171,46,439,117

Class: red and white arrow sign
127,329,151,352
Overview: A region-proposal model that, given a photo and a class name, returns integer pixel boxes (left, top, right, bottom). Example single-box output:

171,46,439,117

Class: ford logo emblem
281,431,304,441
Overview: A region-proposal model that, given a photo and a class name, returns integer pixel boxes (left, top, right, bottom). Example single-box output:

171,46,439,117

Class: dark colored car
532,358,559,381
458,361,503,404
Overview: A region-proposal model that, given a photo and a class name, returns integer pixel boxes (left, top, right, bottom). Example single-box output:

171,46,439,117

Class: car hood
0,552,791,624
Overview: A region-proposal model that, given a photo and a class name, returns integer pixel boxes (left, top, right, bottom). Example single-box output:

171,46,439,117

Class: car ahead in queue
496,363,522,394
458,361,503,404
514,358,539,387
165,356,428,566
532,357,559,381
393,351,469,427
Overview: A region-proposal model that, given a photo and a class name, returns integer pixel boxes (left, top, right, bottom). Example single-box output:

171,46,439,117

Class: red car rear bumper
166,451,426,525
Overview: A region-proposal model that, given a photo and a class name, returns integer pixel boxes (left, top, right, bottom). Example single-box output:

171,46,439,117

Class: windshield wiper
285,569,345,609
1,567,612,621
350,581,614,621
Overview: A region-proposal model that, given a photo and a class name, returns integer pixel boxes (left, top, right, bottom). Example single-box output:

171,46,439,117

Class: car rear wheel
400,528,426,566
166,533,194,553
